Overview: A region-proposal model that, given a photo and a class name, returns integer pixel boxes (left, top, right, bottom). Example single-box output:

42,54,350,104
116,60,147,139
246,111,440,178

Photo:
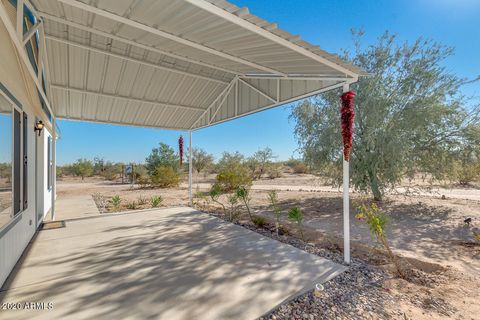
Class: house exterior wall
0,8,52,287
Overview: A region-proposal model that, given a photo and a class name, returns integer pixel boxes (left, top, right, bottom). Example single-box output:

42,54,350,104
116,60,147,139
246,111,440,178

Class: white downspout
342,83,350,265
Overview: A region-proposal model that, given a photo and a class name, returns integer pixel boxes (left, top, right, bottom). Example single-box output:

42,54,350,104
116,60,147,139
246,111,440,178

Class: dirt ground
55,172,480,319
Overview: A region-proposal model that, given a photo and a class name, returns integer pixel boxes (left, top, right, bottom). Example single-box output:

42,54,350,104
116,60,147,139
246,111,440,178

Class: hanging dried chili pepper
340,91,356,161
178,135,184,165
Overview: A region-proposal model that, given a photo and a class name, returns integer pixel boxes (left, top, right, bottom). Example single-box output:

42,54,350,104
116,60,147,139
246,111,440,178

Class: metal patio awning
28,0,366,131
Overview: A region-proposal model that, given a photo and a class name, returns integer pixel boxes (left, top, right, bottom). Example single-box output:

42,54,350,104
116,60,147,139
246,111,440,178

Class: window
0,83,28,227
23,113,28,210
0,94,13,229
13,109,21,215
47,136,52,190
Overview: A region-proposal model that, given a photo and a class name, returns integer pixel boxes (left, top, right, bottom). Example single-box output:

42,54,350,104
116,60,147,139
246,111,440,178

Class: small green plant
150,195,163,208
267,190,282,236
111,195,121,211
227,194,240,222
236,185,253,222
209,183,227,216
252,215,267,228
126,201,138,210
288,207,305,241
355,202,406,279
137,195,148,205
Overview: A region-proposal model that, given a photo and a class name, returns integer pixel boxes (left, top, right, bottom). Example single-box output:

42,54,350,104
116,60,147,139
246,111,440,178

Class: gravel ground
206,211,459,320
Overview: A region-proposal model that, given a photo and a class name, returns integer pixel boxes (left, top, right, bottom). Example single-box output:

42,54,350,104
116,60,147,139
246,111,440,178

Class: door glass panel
0,94,12,227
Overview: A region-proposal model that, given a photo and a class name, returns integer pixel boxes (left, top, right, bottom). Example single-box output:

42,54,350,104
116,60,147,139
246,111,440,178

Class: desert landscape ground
53,167,480,320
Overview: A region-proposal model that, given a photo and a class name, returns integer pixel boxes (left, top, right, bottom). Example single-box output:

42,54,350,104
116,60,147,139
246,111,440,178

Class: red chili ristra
178,135,184,165
340,91,356,161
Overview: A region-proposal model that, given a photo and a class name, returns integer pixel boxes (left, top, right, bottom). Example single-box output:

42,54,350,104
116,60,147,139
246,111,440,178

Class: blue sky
56,0,480,165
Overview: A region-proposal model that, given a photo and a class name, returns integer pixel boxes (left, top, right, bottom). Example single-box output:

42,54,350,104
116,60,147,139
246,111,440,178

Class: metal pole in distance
51,117,56,221
188,130,193,207
342,83,350,264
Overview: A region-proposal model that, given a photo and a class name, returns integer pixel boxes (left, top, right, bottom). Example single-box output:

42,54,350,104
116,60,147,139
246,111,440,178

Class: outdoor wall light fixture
34,120,44,136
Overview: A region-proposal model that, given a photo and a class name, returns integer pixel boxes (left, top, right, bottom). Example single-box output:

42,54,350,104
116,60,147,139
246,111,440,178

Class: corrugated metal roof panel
31,0,365,130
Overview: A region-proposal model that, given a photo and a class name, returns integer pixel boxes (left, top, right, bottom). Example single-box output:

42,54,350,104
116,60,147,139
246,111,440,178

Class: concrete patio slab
46,194,99,221
0,207,346,320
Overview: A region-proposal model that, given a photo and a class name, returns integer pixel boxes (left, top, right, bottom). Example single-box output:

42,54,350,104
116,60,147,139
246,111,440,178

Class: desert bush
227,194,240,222
216,151,244,171
150,195,163,208
267,190,282,236
137,175,151,188
126,201,138,210
293,163,309,174
150,165,181,188
355,201,405,278
71,159,94,180
137,195,148,205
267,164,283,179
236,185,253,222
216,165,252,192
111,195,121,211
288,207,305,241
252,215,267,227
209,183,227,216
451,159,480,185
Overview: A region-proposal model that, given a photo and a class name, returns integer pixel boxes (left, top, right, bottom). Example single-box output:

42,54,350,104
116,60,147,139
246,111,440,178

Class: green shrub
151,195,163,207
216,165,252,192
227,194,240,222
209,183,227,216
252,215,267,227
150,165,181,188
288,207,305,241
355,202,405,278
111,195,121,211
236,186,253,222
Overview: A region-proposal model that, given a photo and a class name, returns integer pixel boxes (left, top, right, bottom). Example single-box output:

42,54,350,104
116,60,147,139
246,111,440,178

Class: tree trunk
369,171,382,201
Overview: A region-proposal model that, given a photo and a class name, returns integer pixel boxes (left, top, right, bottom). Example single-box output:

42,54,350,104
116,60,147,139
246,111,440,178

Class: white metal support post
51,117,56,220
188,130,193,206
342,83,350,265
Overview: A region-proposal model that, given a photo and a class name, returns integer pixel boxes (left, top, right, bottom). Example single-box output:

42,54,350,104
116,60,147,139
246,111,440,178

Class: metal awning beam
51,85,207,112
241,75,357,81
238,78,276,103
38,12,242,76
45,35,229,85
22,20,42,45
190,77,237,129
57,0,287,76
185,0,359,78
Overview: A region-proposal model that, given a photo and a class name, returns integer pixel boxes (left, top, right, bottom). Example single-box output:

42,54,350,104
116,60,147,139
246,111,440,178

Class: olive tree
291,31,480,200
